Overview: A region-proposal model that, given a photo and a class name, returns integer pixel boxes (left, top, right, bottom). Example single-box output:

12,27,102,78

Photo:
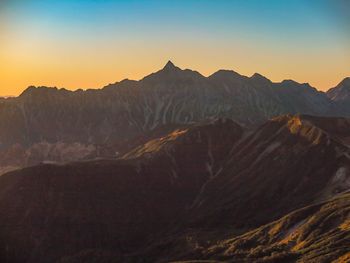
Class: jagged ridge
0,63,348,174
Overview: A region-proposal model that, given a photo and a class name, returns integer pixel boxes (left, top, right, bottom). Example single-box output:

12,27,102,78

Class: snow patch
171,169,178,179
332,167,347,183
279,216,311,242
206,162,213,177
251,141,281,167
265,142,281,153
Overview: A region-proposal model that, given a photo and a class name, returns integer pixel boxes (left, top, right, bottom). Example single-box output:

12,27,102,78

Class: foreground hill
129,114,350,262
0,115,349,262
0,119,243,263
185,114,350,229
0,62,348,174
179,192,350,263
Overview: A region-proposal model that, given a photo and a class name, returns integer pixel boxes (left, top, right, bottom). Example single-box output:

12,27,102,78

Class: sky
0,0,350,96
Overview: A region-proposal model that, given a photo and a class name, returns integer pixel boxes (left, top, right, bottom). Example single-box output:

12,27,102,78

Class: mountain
0,123,200,176
130,114,350,262
327,77,350,102
0,115,349,262
183,114,350,228
327,78,350,114
0,62,349,174
0,118,243,263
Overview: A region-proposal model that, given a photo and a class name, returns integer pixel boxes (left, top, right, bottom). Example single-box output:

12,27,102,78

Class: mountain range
0,61,349,174
0,62,349,262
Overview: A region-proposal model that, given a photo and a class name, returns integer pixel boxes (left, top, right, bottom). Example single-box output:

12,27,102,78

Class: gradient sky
1,0,350,96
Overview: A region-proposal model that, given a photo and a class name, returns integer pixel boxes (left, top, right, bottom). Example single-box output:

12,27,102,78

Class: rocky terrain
184,192,350,263
0,62,349,174
0,115,349,262
327,77,350,112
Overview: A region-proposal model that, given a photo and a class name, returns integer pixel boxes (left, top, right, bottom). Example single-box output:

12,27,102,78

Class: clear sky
1,0,349,96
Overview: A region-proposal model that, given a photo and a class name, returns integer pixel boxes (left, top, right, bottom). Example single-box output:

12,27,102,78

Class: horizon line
5,61,348,97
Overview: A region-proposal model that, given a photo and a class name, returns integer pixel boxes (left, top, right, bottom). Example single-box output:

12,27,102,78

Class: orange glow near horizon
1,0,349,96
1,46,349,96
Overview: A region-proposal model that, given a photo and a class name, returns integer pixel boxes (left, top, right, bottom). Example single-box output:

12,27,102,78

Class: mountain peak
250,73,271,84
339,77,350,87
20,85,37,96
326,77,350,101
209,69,243,80
163,60,177,70
19,86,69,99
141,60,205,82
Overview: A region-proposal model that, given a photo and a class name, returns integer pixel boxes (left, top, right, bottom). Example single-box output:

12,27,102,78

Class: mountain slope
327,77,350,102
0,119,243,263
180,192,350,263
186,115,350,230
327,78,350,115
121,114,350,263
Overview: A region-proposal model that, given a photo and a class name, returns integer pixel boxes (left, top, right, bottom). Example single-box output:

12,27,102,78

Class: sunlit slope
192,193,350,263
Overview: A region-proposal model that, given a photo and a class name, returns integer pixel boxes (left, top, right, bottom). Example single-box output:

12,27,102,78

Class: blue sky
1,0,349,95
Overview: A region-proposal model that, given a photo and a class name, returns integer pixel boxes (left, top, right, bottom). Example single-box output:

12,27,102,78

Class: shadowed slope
0,119,243,263
187,115,350,230
0,115,350,262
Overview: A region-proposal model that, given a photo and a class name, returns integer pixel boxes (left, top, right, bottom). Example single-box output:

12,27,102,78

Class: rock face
327,77,350,115
327,77,350,102
0,115,349,262
0,62,348,173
